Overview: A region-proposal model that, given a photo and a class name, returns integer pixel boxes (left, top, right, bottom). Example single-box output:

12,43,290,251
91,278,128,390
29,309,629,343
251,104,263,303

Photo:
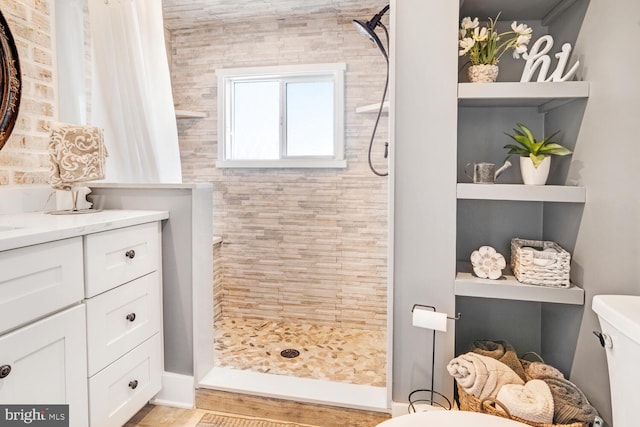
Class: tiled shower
168,9,390,386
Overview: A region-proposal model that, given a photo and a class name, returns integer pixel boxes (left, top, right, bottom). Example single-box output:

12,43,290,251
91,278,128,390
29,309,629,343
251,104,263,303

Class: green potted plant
458,13,533,82
504,123,572,185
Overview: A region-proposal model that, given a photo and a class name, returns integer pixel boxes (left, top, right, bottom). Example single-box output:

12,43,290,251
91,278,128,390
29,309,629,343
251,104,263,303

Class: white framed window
216,63,347,168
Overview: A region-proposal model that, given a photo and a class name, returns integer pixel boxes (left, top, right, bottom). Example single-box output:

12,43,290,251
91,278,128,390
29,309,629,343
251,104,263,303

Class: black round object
280,349,300,359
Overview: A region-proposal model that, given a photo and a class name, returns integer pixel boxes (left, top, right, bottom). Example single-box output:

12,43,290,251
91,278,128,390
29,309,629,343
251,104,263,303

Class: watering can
464,160,512,183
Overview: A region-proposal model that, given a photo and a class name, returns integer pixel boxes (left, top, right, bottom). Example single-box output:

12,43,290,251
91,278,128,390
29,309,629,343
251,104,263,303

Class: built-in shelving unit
453,0,589,382
457,183,586,202
355,101,389,113
456,82,589,305
458,81,589,112
455,263,584,305
175,109,207,119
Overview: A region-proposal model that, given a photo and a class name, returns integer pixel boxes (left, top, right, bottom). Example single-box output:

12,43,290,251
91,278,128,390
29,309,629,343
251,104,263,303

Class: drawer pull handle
126,313,136,322
128,380,139,390
125,250,136,259
0,365,11,379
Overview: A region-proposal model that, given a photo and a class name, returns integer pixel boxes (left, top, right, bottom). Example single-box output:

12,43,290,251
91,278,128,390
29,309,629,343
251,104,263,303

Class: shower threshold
199,367,388,412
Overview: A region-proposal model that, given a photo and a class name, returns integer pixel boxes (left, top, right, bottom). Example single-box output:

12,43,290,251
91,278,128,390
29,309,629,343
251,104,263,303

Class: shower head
353,5,389,61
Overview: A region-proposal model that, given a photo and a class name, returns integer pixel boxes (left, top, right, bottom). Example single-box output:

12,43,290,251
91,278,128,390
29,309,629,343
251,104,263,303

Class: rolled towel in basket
524,361,565,381
471,339,526,381
496,379,554,424
447,352,524,400
542,377,599,424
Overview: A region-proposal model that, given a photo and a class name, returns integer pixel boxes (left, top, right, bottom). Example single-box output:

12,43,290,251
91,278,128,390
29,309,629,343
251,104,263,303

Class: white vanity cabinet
0,237,88,426
0,305,89,426
0,209,168,427
84,222,163,427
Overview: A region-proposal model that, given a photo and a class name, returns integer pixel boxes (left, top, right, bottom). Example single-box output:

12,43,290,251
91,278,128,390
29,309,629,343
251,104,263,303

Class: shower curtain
88,0,182,183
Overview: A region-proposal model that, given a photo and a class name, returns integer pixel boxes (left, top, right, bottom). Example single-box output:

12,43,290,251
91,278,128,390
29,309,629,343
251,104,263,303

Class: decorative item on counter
465,160,511,183
470,245,506,279
48,123,108,214
520,35,580,83
504,123,572,185
458,13,533,83
511,238,571,287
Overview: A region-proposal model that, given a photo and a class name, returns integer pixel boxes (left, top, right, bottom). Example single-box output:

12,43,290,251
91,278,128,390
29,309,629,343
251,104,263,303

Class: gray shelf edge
456,183,586,203
455,266,585,305
457,81,589,110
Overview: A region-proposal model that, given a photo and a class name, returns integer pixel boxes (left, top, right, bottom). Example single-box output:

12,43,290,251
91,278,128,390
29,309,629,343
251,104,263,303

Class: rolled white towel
447,353,524,400
496,379,554,424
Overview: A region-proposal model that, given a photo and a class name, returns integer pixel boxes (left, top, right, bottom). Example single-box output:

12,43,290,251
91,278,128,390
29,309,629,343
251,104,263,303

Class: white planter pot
467,64,499,83
520,156,551,185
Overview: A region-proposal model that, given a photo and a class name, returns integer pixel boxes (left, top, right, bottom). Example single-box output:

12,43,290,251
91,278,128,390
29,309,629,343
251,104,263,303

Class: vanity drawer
84,222,160,297
86,271,161,376
88,334,162,427
0,237,84,334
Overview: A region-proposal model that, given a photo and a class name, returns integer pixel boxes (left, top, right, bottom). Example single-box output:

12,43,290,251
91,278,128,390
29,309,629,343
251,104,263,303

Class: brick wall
170,12,389,330
0,0,54,185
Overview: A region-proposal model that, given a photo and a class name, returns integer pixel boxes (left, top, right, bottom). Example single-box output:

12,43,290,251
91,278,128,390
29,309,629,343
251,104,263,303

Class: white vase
520,156,551,185
467,64,499,83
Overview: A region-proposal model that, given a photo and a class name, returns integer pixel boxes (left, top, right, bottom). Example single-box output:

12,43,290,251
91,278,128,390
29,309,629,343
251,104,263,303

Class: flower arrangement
459,13,533,66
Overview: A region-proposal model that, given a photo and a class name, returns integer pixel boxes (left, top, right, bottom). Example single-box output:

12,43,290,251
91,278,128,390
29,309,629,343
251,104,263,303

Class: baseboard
150,372,195,409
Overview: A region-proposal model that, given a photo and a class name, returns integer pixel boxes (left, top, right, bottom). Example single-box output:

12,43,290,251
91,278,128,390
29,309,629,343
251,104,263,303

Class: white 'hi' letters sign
520,35,580,82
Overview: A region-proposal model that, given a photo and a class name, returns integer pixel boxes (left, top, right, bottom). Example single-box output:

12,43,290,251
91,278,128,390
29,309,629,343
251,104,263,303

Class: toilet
376,410,529,426
593,294,640,427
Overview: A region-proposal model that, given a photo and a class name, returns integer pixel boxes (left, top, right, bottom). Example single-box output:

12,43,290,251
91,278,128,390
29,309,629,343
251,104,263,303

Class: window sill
216,159,347,169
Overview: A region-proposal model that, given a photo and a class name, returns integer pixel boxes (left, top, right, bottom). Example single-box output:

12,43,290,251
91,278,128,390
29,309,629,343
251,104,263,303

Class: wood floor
125,389,391,427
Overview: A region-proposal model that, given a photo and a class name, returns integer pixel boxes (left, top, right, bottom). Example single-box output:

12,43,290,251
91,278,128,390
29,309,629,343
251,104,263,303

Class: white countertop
0,209,169,251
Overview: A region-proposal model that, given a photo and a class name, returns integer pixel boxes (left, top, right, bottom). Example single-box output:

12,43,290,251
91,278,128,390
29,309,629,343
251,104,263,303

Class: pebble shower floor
213,316,386,387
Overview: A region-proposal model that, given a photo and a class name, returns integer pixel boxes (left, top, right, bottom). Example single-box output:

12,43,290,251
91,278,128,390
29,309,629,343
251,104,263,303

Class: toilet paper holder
408,304,461,412
411,304,461,321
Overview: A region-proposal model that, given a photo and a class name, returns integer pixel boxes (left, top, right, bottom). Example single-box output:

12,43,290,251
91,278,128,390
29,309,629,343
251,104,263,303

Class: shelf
458,81,589,112
355,101,389,114
457,184,586,202
459,0,577,24
455,262,584,305
175,109,207,119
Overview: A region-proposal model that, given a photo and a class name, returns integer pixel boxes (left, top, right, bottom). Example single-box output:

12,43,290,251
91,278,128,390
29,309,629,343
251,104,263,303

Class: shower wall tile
0,0,55,185
213,241,224,321
173,10,388,330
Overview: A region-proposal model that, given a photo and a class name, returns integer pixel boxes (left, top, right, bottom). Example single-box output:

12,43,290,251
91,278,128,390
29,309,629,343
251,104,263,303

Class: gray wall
392,0,458,402
393,4,640,426
544,1,640,425
89,184,214,377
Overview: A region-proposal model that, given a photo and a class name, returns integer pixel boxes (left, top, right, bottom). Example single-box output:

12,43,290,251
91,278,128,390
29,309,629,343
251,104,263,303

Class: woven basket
511,238,571,287
456,383,587,427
